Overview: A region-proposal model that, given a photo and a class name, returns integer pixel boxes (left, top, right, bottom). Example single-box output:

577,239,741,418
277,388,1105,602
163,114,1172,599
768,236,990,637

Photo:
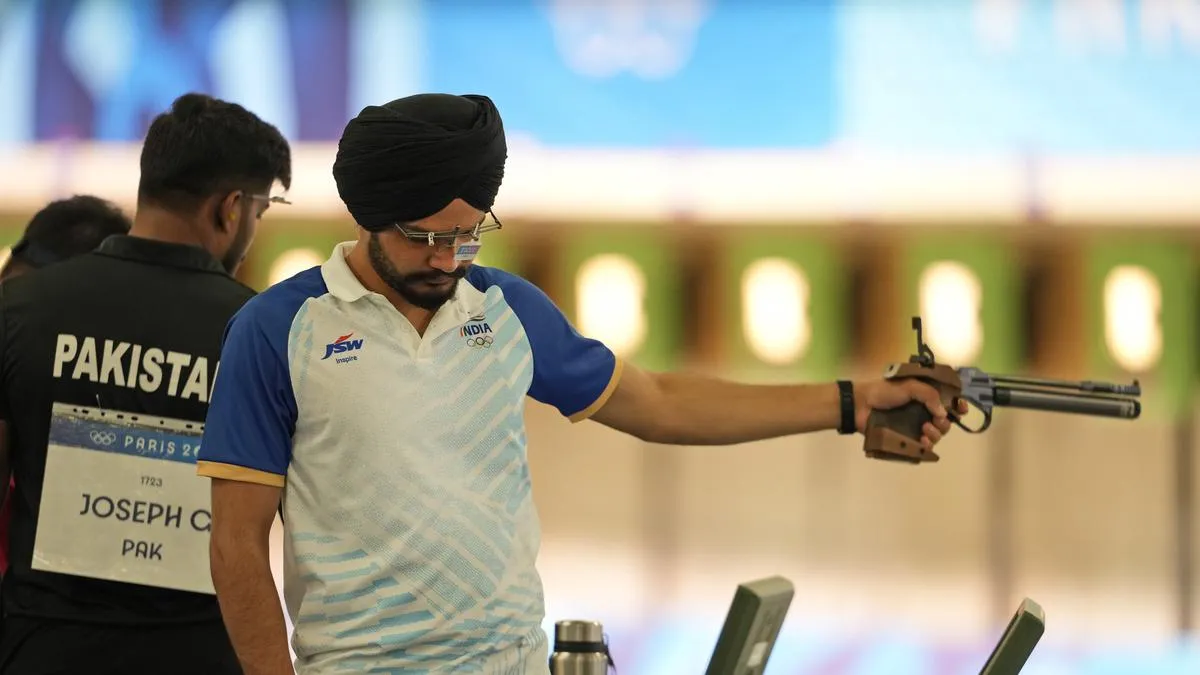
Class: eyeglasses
392,210,504,249
249,179,292,206
249,193,292,206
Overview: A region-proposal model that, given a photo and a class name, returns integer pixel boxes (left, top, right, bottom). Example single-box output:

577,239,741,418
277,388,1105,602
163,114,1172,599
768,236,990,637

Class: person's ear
216,191,244,233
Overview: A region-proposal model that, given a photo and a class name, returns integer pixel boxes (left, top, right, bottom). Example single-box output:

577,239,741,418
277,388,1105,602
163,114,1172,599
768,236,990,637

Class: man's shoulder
465,266,569,339
465,265,548,305
210,274,258,303
0,255,127,315
2,252,254,301
229,266,329,337
0,254,95,298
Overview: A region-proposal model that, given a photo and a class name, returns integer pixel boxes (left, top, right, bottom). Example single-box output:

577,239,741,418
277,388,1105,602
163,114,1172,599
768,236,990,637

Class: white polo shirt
197,242,621,674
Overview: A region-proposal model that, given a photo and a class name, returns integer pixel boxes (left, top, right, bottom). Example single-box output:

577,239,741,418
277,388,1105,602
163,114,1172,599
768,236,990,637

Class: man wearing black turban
202,93,964,675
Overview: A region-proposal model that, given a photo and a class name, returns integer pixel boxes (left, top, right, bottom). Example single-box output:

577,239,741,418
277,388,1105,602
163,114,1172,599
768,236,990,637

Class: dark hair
13,195,132,267
137,92,292,212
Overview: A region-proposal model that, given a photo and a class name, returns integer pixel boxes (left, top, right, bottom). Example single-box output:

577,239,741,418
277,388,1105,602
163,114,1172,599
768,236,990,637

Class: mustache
403,268,467,284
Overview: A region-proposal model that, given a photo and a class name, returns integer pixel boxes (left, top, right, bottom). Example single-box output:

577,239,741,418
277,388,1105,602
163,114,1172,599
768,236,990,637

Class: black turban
332,93,507,230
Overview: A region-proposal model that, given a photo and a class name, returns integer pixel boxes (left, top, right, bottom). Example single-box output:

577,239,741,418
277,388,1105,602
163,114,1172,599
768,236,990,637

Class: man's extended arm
485,268,957,449
590,362,955,448
210,479,293,675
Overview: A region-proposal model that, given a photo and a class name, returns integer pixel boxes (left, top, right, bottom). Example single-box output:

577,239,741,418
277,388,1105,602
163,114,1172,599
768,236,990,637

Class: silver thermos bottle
548,620,614,675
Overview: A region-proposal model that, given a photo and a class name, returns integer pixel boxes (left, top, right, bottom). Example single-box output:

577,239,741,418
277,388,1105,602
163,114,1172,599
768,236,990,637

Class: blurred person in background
0,92,290,675
0,195,134,580
0,196,132,282
198,92,964,675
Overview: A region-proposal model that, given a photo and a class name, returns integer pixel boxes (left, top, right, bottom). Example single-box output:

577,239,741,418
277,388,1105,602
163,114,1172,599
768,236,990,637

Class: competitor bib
32,403,214,594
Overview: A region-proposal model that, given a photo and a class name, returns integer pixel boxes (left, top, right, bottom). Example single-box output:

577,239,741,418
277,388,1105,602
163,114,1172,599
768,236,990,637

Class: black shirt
0,235,255,625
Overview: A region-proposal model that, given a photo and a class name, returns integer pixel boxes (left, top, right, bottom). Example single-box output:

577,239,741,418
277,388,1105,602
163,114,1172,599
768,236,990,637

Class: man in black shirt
0,195,134,579
0,92,291,675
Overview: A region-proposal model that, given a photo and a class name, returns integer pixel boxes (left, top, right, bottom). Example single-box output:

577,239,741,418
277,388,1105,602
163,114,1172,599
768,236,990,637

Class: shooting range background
3,0,1200,672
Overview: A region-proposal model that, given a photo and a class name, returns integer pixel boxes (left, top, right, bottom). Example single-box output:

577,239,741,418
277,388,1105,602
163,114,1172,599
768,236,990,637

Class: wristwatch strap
836,380,856,435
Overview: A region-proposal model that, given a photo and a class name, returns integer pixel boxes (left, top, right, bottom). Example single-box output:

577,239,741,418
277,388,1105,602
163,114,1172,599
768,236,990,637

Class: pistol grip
864,401,938,464
862,364,961,465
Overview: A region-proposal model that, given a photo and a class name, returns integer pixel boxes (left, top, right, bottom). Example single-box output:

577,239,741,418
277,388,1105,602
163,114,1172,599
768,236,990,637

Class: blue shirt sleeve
469,267,620,421
197,296,299,487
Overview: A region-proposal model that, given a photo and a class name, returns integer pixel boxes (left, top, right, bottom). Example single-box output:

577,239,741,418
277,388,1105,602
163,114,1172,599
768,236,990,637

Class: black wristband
836,380,856,435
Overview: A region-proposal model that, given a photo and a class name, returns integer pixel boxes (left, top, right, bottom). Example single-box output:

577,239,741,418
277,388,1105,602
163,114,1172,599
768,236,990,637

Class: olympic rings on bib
89,430,118,446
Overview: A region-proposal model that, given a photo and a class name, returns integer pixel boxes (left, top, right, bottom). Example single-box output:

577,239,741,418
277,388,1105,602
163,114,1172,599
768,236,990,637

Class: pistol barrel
993,388,1141,419
989,374,1141,397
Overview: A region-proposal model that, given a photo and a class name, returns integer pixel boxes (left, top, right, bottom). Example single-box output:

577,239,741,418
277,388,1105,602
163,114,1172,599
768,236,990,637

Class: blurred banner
838,0,1200,154
3,0,1199,151
0,0,835,147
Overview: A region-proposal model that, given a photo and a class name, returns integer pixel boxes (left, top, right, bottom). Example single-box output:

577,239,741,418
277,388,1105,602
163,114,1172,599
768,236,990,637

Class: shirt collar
95,235,228,274
320,241,484,322
321,241,371,302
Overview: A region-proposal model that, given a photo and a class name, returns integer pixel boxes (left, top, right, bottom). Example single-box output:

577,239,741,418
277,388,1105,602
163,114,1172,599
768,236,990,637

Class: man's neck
128,208,207,249
344,242,437,335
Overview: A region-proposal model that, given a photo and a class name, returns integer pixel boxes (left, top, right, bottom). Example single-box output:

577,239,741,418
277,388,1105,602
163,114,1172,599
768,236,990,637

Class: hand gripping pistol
863,317,1142,464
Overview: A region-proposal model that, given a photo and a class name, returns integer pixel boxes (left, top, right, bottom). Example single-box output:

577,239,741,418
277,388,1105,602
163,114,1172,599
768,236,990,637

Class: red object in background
0,478,11,575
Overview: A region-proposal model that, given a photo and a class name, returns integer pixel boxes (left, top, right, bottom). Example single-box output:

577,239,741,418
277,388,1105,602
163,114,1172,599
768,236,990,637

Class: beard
220,205,257,275
368,233,466,311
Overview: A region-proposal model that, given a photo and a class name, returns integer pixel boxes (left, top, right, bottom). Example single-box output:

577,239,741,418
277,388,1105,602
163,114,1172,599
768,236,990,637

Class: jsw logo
459,323,493,337
322,333,364,360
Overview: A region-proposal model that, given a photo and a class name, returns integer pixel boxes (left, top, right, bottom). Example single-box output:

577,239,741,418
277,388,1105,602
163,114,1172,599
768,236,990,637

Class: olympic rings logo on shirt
467,335,494,349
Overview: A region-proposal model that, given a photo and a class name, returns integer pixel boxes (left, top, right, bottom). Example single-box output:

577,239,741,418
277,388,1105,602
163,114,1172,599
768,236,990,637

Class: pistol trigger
952,398,991,434
952,416,979,434
977,408,994,433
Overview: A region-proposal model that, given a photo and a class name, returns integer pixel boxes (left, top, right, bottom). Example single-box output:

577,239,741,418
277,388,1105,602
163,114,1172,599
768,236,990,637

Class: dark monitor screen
705,576,795,675
979,598,1046,675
